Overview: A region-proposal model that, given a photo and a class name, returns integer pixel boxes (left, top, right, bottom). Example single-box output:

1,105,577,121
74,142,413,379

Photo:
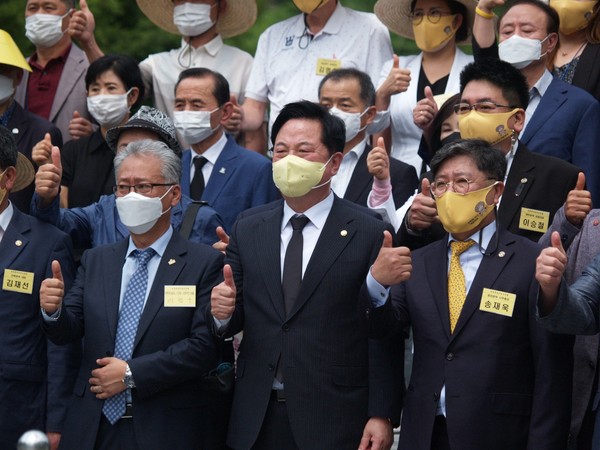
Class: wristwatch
123,364,135,389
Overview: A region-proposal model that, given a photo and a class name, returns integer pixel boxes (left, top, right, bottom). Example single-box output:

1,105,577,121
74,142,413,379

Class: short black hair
410,0,470,42
318,68,376,107
85,54,145,109
271,101,346,155
460,58,530,109
430,139,507,181
504,0,560,35
0,126,18,170
175,68,230,106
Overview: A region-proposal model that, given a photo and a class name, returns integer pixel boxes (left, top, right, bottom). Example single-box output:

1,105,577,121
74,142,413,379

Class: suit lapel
498,143,535,229
450,231,514,340
254,202,286,321
426,239,453,341
0,210,29,270
105,240,128,341
521,80,567,145
203,138,237,205
344,144,372,203
49,45,86,122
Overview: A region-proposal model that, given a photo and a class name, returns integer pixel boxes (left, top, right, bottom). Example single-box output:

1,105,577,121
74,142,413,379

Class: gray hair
114,139,182,184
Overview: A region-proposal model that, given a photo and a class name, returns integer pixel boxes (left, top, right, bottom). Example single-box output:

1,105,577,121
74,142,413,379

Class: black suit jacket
43,231,223,450
398,142,580,248
366,227,573,449
219,197,403,449
572,43,600,102
6,101,62,213
344,144,418,209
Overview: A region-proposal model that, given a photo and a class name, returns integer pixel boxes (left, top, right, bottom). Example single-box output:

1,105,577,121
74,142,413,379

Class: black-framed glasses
410,9,454,25
453,102,518,115
113,183,175,196
430,177,497,197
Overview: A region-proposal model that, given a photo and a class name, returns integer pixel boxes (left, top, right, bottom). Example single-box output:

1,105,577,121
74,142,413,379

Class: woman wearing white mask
373,0,475,175
34,54,143,209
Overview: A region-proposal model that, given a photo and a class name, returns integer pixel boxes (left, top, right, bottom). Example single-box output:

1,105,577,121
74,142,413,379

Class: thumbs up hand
376,55,411,109
367,137,391,181
68,0,96,45
40,260,65,314
32,133,54,166
413,86,438,130
370,231,412,286
406,178,439,231
536,231,567,313
35,146,62,205
565,172,592,226
212,226,230,255
68,111,94,140
211,264,237,320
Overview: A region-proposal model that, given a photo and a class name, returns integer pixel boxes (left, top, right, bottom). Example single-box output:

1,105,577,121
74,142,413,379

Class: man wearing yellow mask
366,138,574,449
397,58,580,248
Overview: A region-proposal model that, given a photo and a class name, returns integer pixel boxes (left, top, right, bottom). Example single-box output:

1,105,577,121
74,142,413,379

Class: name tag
480,288,516,317
3,269,34,294
316,58,341,76
518,207,549,233
164,285,196,307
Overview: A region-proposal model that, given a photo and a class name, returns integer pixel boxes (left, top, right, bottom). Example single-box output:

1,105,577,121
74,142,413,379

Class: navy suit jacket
219,197,403,449
366,227,573,450
0,207,78,450
181,135,279,232
519,78,600,205
42,231,223,450
344,144,418,209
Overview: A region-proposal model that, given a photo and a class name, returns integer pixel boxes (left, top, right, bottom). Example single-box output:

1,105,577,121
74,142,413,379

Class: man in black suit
318,68,418,210
39,139,224,450
210,101,410,450
398,58,580,249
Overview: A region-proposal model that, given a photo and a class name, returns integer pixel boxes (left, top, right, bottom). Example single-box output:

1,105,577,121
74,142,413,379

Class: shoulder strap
179,200,209,239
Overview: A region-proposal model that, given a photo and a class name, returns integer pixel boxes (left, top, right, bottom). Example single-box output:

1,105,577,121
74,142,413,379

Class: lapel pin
168,259,176,265
12,128,19,135
498,251,506,258
340,230,348,237
15,240,22,247
520,178,528,183
219,167,226,174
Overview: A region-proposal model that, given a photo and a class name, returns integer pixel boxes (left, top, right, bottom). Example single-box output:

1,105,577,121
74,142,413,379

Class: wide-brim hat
0,29,31,72
136,0,257,38
105,106,182,158
374,0,477,44
13,153,35,193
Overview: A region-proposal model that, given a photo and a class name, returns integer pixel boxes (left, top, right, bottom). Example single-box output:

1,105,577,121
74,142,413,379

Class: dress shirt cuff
41,307,61,322
367,268,390,308
213,316,231,334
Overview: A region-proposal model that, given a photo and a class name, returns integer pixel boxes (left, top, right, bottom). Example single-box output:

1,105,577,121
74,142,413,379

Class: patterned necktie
448,240,475,334
190,156,208,200
103,248,156,424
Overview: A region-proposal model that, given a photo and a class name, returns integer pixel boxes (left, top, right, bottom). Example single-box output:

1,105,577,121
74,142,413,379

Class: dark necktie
282,215,310,316
190,156,208,200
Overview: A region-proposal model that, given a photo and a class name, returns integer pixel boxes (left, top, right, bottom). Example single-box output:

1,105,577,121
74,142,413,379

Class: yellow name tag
518,207,549,233
164,285,196,307
480,288,516,317
316,58,341,76
3,269,34,294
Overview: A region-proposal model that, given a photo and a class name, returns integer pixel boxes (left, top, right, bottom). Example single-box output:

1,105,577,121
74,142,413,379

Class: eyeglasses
410,9,454,25
453,102,518,115
430,177,497,197
113,183,175,196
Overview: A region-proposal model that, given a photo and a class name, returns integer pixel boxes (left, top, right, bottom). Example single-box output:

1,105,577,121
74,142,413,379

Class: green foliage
3,0,420,62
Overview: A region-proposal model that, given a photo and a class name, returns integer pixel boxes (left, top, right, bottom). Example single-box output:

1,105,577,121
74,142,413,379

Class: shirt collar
345,137,368,161
319,1,345,36
282,191,334,232
447,218,497,252
190,132,227,167
0,202,14,234
126,225,173,259
29,43,71,69
178,34,223,57
530,69,553,98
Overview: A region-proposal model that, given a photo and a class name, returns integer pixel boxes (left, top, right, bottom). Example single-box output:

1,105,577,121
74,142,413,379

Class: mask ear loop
177,41,193,69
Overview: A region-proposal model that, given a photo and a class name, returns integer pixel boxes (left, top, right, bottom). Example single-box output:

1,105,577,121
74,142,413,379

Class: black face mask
440,132,461,147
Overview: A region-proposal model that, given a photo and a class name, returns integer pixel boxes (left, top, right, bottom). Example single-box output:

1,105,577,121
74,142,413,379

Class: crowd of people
1,0,600,449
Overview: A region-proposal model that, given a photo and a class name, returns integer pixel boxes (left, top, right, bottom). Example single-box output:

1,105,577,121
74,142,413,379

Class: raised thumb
551,231,565,254
421,177,431,194
72,110,81,119
392,54,399,69
223,264,235,288
51,146,62,170
575,172,586,191
382,230,393,248
80,0,89,11
51,260,63,282
424,85,434,101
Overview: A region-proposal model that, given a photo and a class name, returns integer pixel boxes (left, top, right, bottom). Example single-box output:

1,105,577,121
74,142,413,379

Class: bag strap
179,200,209,239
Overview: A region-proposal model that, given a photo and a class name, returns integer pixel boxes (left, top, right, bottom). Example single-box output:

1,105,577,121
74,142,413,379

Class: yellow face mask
550,0,596,35
272,154,332,198
458,109,520,145
435,183,499,234
413,14,458,52
292,0,328,14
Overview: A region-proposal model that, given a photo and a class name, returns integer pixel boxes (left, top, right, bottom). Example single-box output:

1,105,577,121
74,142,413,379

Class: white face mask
329,107,368,143
173,108,219,144
116,186,173,235
173,3,216,37
25,11,70,48
0,75,15,104
498,34,550,69
87,89,131,128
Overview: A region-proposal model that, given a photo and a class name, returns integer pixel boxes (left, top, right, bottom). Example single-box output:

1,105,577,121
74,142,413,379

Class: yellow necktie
448,240,476,333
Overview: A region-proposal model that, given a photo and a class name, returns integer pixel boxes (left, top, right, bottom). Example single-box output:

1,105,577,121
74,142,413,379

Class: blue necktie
103,248,155,424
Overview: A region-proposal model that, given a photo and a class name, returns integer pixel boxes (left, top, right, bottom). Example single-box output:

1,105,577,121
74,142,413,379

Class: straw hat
0,29,32,72
136,0,257,38
13,153,35,193
374,0,477,44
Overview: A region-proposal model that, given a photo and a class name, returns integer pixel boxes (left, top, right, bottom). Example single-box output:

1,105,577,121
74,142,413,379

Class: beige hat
13,153,35,193
374,0,477,44
136,0,257,38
